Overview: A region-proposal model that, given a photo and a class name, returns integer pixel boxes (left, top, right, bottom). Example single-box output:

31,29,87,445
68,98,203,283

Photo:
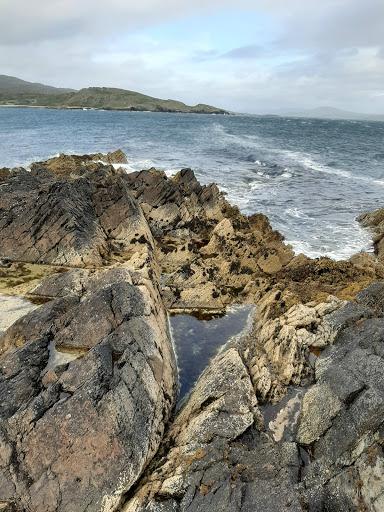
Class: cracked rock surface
0,267,177,512
0,162,152,267
122,283,384,512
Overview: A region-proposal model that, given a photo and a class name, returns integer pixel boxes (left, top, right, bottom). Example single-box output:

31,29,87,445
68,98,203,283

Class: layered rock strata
0,161,151,267
0,152,178,511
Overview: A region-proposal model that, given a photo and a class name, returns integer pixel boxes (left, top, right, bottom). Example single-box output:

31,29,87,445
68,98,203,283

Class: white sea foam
286,221,374,260
285,208,307,219
279,150,384,187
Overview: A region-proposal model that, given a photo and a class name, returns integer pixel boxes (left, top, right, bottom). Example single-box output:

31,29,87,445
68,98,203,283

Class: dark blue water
1,107,384,259
170,305,254,400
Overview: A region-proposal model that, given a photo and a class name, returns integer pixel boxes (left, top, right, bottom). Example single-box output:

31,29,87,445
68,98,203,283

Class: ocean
1,107,383,260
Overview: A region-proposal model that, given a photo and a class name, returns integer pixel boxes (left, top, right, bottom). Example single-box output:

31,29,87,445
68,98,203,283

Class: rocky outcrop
2,150,384,512
0,266,177,512
29,149,128,175
359,208,384,259
123,167,237,238
123,167,384,311
2,153,379,309
121,167,296,309
298,282,384,510
122,283,384,512
0,162,152,267
0,151,179,511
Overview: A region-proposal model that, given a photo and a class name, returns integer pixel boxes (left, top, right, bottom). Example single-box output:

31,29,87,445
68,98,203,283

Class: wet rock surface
0,295,37,335
359,208,384,260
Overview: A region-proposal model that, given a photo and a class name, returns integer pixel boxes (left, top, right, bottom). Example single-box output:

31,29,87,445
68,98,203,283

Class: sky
1,0,384,114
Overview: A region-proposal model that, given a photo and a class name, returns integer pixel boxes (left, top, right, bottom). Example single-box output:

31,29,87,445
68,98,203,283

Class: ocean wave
207,124,384,189
279,150,384,187
285,208,307,219
286,220,374,260
209,123,266,149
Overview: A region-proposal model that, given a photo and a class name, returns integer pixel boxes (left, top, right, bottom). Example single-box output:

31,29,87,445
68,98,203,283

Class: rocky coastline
0,150,383,511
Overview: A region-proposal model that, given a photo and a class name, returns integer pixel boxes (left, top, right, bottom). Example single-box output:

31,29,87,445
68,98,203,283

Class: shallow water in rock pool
169,305,254,401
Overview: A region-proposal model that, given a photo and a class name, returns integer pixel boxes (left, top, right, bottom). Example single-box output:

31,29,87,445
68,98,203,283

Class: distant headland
0,74,228,114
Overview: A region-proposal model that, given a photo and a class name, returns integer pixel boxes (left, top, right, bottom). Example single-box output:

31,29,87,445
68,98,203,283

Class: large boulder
0,267,178,512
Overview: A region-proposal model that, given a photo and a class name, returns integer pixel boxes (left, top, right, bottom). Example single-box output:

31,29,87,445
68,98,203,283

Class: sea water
1,107,383,259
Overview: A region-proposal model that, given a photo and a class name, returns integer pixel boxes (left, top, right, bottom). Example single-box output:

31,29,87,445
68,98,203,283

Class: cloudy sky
1,0,384,113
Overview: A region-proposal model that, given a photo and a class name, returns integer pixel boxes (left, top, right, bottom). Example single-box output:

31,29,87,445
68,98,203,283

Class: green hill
0,74,74,95
0,76,227,114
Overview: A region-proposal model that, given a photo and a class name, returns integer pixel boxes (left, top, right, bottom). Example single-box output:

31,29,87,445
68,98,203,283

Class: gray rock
297,284,384,510
0,163,152,266
0,268,177,512
122,343,301,512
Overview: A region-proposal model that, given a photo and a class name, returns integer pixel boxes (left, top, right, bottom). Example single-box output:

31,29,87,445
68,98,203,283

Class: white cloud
0,0,383,113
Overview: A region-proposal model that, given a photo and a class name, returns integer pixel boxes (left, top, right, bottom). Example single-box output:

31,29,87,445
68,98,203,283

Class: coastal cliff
0,151,383,511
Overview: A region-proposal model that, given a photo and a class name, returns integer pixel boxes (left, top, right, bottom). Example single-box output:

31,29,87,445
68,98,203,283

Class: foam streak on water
1,108,383,260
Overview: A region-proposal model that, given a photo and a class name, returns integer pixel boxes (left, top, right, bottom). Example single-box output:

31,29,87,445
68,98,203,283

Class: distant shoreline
0,104,229,114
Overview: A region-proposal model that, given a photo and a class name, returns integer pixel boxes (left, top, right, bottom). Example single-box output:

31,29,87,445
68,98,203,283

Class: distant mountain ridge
0,75,227,114
280,106,384,122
